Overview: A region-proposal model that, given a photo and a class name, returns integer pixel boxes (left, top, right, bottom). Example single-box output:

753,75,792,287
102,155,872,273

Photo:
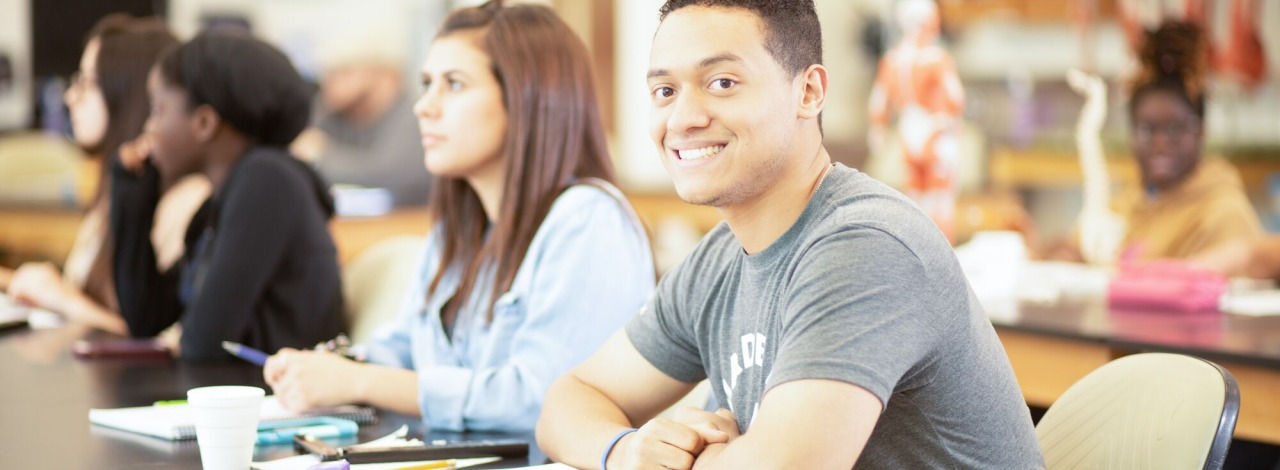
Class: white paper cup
194,425,257,446
195,444,255,470
187,386,264,470
191,405,261,428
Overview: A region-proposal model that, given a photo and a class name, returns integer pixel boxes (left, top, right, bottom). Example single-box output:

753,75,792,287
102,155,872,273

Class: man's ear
796,64,827,120
190,104,222,143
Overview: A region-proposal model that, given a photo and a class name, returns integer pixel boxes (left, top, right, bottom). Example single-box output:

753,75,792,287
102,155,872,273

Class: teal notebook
89,396,376,441
255,416,359,445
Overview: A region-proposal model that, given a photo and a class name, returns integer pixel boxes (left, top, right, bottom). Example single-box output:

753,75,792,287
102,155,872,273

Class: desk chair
1035,353,1239,470
342,235,423,343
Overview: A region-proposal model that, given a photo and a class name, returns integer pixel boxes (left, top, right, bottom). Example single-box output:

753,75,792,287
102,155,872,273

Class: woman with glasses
2,15,207,334
1043,21,1261,263
1113,21,1261,261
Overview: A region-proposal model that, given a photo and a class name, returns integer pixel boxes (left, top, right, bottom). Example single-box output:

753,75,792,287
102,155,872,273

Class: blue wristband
601,428,638,470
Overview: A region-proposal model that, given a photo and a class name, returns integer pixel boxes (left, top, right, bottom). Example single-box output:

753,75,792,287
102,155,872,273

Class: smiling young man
536,1,1043,468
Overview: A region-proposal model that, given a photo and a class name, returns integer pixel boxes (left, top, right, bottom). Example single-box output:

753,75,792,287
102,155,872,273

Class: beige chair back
342,235,423,343
1035,352,1239,470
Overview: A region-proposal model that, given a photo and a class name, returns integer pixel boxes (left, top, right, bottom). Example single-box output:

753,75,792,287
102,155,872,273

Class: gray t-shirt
627,164,1043,468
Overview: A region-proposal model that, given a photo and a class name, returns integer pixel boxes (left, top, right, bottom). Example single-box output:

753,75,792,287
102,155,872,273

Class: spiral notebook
88,396,376,441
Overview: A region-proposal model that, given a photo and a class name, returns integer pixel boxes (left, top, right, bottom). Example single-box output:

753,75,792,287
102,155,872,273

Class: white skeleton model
1067,68,1125,266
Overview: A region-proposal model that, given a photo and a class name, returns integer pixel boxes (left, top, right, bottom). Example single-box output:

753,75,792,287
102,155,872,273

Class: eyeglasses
1133,118,1201,145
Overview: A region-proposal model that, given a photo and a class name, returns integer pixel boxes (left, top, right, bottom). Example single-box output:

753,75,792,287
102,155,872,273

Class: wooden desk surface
0,324,544,469
991,297,1280,445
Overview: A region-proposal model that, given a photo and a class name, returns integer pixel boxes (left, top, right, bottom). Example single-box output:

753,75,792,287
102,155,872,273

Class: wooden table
990,296,1280,445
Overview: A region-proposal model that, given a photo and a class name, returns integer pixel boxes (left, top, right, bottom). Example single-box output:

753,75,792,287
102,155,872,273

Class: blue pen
222,341,268,366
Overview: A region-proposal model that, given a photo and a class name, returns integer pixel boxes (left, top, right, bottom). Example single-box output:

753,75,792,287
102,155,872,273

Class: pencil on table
390,459,456,470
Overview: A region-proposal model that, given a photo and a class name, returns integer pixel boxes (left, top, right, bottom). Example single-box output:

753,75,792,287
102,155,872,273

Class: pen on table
221,341,268,366
294,434,343,460
391,460,456,470
153,399,187,406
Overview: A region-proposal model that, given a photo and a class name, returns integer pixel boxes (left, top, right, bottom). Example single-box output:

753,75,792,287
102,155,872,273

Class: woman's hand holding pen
264,348,366,412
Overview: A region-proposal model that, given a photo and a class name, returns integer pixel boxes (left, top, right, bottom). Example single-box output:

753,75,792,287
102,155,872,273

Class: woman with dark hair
3,14,207,334
264,1,654,432
1114,21,1261,261
110,31,344,361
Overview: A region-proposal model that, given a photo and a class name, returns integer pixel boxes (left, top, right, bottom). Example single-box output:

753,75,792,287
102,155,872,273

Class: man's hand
671,407,738,445
607,418,709,470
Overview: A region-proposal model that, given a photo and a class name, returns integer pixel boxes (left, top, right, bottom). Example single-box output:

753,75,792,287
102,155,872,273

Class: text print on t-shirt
723,332,768,424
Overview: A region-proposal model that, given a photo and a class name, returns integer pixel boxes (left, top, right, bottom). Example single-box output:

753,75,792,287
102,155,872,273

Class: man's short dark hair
659,0,822,77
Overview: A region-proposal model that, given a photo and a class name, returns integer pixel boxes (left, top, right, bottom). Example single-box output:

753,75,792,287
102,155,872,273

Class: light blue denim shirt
363,183,655,432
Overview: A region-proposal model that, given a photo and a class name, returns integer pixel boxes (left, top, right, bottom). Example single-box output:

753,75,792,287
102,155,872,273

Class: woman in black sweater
111,32,344,361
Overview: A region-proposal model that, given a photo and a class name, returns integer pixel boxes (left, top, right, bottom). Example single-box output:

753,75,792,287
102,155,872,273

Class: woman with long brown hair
2,14,207,334
264,1,654,432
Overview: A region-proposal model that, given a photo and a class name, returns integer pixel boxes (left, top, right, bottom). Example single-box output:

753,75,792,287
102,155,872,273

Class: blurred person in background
1193,236,1280,279
1,14,208,334
291,12,432,207
111,32,344,360
1046,21,1261,264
